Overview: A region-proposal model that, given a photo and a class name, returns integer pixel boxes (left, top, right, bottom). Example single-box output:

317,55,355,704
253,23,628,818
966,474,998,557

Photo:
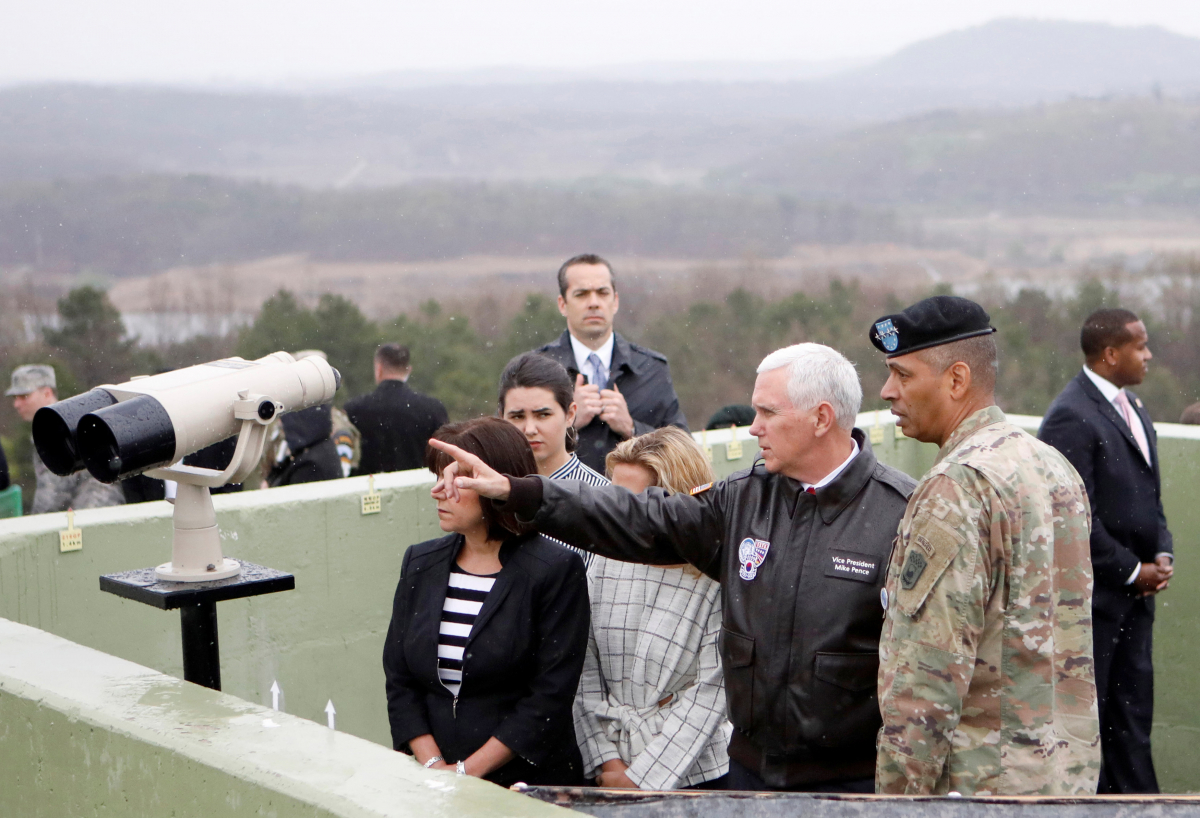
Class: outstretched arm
428,439,726,574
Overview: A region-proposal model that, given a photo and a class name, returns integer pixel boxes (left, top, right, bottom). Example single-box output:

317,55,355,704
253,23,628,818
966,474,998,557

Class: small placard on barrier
725,425,743,460
59,509,83,553
870,412,885,445
361,475,382,515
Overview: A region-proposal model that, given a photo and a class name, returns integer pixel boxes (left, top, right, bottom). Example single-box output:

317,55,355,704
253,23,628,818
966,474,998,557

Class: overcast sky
3,0,1199,85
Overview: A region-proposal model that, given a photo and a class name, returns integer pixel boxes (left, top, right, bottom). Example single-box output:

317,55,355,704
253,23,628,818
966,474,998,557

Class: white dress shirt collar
802,438,861,492
1084,364,1150,462
569,331,615,382
1082,365,1123,404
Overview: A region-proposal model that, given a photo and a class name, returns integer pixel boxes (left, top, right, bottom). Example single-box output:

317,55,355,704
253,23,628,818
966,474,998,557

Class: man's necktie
1114,390,1152,465
805,486,816,495
586,352,607,391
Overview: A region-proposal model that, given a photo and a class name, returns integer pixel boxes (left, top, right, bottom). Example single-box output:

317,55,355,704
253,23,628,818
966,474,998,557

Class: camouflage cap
6,364,56,396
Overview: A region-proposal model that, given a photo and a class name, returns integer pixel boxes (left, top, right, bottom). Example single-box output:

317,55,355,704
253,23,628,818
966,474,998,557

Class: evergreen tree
43,286,147,390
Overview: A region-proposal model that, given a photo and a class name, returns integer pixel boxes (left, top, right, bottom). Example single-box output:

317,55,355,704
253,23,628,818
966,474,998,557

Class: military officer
429,343,915,791
869,296,1100,795
8,365,124,514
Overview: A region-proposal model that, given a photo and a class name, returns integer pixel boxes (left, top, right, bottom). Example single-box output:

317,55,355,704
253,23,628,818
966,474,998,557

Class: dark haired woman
498,352,609,485
383,416,589,786
498,352,608,567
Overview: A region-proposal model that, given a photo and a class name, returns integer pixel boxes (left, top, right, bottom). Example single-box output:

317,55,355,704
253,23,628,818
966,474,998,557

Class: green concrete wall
0,469,442,750
0,617,571,818
1,414,1199,792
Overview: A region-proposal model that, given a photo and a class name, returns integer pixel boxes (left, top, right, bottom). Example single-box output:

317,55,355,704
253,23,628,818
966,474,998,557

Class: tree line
0,175,910,276
5,262,1200,508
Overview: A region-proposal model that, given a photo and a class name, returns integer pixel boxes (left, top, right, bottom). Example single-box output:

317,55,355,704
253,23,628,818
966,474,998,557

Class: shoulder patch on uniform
628,342,669,363
690,482,713,495
895,517,964,618
899,550,927,590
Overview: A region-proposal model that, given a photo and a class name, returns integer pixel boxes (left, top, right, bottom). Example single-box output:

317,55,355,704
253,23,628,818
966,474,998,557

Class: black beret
869,295,995,357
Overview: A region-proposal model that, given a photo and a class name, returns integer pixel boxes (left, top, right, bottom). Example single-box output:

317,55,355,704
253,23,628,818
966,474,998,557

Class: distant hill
837,19,1200,98
721,97,1200,212
2,19,1199,191
0,83,828,188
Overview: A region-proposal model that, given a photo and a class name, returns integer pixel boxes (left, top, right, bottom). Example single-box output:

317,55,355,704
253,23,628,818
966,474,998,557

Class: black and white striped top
438,564,498,697
548,454,610,569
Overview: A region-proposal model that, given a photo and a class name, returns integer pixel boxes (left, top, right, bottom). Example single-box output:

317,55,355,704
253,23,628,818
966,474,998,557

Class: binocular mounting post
145,392,278,583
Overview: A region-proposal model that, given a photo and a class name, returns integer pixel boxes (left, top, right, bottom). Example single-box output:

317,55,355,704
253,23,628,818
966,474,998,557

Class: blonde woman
574,426,731,790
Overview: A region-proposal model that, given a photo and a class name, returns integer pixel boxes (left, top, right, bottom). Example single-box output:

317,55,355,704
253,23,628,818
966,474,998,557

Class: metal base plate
100,562,294,610
155,558,241,582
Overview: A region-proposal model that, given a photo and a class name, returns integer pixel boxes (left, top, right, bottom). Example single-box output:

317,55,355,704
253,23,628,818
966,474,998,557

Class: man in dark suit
345,344,448,475
1038,308,1174,794
533,254,688,472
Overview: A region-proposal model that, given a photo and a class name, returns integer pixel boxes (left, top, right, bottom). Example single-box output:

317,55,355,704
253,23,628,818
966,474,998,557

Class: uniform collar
936,405,1006,464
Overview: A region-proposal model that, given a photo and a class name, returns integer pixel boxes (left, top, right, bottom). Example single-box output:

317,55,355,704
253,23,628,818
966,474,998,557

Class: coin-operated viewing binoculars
33,352,340,582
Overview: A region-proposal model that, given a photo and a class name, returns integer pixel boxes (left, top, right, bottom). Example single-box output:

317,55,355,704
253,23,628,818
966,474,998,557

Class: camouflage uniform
877,405,1100,795
330,405,361,477
31,448,124,514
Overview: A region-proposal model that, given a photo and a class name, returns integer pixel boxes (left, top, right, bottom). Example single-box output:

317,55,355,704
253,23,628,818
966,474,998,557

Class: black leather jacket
505,429,914,787
535,331,688,472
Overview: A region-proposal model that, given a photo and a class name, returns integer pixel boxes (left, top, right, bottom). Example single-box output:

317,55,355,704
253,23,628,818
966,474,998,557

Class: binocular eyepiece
31,387,119,476
33,353,341,484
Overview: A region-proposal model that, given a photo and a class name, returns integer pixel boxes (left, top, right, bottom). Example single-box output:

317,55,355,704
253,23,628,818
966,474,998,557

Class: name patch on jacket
824,550,880,584
738,537,771,581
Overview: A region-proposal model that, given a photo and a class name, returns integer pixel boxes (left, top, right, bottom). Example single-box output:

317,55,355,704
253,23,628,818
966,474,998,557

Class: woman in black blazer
383,416,590,787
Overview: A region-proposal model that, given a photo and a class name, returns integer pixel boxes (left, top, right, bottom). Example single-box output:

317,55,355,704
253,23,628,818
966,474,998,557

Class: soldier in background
258,350,352,487
8,365,124,514
869,296,1100,795
267,403,344,487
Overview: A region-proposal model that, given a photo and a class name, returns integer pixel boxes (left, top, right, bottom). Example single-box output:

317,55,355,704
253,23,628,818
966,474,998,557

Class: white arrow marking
325,699,336,730
270,680,281,711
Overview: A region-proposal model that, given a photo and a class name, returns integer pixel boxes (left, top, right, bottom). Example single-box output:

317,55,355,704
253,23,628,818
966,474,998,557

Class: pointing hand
428,439,512,503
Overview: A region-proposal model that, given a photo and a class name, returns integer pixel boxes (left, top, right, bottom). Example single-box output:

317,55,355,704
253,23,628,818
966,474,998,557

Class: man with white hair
429,343,916,792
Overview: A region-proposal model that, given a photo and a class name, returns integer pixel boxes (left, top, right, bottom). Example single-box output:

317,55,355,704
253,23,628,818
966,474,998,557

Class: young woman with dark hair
498,352,609,567
498,352,606,482
383,416,589,787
